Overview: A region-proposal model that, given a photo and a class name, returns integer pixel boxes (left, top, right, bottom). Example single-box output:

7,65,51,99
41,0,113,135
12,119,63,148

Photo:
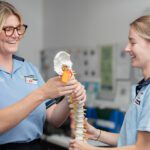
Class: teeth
8,41,16,44
130,54,134,58
129,52,135,58
131,56,135,58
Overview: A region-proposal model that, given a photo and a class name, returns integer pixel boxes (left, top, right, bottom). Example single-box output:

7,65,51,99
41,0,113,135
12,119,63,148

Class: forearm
91,129,119,146
95,145,137,150
91,131,150,150
47,96,70,127
100,130,119,146
0,88,45,134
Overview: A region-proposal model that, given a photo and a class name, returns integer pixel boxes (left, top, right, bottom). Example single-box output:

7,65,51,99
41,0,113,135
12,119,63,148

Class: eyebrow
3,24,21,28
128,37,135,41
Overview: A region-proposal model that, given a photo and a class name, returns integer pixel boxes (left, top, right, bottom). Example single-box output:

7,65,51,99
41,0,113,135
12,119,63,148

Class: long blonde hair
0,1,23,32
130,15,150,41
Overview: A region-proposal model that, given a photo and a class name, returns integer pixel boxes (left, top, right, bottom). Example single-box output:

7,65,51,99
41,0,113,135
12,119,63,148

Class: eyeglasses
2,24,28,37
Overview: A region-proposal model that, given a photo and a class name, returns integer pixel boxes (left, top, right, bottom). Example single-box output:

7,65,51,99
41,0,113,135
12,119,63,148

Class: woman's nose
12,29,20,38
124,43,131,52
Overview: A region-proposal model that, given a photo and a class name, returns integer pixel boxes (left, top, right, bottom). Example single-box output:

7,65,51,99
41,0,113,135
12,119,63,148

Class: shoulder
13,55,39,72
144,84,150,96
141,84,150,106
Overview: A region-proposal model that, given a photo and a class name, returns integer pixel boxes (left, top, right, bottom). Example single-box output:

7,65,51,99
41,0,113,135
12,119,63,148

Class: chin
8,49,18,54
131,60,139,67
9,46,18,51
132,63,141,68
131,62,138,67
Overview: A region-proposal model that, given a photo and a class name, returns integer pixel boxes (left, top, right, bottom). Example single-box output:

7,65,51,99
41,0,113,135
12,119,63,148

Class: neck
0,53,13,73
142,67,150,80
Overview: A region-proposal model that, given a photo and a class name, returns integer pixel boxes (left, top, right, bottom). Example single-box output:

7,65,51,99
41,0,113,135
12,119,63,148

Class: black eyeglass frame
2,24,28,37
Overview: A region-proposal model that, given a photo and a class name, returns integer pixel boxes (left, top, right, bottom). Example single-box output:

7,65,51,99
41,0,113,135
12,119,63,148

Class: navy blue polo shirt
0,55,46,144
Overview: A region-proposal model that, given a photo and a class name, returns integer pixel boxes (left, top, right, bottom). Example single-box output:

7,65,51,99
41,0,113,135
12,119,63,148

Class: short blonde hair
130,15,150,41
0,1,23,32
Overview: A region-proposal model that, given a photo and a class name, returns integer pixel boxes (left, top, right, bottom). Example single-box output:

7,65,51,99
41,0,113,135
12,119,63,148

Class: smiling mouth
129,52,136,59
131,55,136,59
7,41,17,44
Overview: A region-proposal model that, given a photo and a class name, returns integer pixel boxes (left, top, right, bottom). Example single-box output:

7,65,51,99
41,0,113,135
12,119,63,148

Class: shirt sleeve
138,88,150,131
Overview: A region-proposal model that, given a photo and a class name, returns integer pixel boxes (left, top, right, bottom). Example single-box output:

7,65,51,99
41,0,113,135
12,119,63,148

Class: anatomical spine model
54,51,86,141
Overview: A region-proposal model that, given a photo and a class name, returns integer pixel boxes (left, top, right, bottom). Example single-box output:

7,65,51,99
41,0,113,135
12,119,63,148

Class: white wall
44,0,150,49
5,0,150,69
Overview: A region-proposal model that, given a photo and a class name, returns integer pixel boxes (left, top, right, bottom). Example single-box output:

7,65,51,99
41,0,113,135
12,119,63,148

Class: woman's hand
39,76,77,99
72,82,86,105
84,119,100,140
69,139,96,150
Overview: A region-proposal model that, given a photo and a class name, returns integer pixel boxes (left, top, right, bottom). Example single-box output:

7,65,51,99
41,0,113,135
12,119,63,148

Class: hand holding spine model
54,51,86,141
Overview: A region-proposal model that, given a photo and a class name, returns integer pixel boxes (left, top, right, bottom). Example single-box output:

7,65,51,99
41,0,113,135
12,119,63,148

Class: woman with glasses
0,1,86,150
69,15,150,150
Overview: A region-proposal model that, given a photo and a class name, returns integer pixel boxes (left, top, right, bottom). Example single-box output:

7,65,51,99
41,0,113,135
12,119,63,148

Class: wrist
34,88,46,102
38,84,50,100
92,129,101,141
96,129,101,141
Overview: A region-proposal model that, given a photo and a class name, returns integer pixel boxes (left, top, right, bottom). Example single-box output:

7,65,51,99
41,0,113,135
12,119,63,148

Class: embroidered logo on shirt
24,75,38,84
134,92,143,106
135,99,141,105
